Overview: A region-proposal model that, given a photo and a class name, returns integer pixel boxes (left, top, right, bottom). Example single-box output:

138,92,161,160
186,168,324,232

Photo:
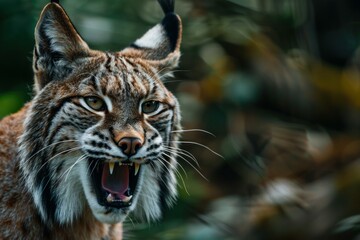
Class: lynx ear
121,0,182,74
33,3,90,91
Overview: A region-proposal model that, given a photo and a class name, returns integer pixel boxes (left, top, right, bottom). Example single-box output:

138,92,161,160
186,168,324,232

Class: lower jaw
92,206,129,224
99,194,133,209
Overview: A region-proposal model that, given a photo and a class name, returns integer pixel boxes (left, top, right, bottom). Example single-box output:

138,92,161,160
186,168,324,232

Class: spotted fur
0,1,182,239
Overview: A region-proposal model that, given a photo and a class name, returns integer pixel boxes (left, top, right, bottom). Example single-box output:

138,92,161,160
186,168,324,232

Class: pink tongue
101,163,129,197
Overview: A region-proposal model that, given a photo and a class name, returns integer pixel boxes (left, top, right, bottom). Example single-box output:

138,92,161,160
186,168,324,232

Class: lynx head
19,0,182,225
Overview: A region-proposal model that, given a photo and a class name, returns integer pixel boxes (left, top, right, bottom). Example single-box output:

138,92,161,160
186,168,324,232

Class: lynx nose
118,137,143,157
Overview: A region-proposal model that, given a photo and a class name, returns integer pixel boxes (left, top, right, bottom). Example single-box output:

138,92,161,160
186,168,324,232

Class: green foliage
0,91,28,118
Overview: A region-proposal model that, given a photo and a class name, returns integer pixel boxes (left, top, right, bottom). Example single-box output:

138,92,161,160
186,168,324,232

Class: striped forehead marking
100,57,159,97
104,53,116,72
79,54,169,113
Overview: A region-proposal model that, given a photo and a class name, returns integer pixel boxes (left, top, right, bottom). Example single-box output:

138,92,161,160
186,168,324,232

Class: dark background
1,0,360,239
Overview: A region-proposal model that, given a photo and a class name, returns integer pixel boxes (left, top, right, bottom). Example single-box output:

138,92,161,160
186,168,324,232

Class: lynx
0,0,182,239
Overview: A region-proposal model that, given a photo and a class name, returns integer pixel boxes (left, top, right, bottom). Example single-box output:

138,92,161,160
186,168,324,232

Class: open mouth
88,158,141,208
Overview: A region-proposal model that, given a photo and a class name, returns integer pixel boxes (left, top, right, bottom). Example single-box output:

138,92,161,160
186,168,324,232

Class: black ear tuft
157,0,175,15
121,0,181,77
161,13,180,52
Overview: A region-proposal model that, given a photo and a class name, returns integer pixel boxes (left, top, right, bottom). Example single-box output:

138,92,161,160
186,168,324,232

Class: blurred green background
1,0,360,239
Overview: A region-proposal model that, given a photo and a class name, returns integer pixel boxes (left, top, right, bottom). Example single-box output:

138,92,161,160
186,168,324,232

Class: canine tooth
122,195,133,203
109,162,115,175
106,193,115,203
118,162,122,166
134,163,140,176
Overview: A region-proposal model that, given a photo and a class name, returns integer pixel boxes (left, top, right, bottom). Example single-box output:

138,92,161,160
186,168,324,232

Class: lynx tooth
122,195,133,203
109,162,115,175
106,193,115,203
134,163,140,176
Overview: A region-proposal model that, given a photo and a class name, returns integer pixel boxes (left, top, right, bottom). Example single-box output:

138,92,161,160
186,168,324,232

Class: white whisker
24,139,79,164
37,147,82,195
158,156,189,194
171,129,216,137
88,159,98,176
164,145,200,167
160,152,187,178
125,215,136,228
171,140,223,159
35,146,82,177
165,149,208,181
63,155,87,182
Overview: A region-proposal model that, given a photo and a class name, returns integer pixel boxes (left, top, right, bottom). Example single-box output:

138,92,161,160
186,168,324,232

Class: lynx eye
84,96,106,111
142,101,160,114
